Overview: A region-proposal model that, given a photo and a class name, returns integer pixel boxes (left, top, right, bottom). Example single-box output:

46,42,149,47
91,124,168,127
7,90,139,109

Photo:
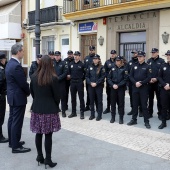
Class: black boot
36,155,44,166
145,122,151,129
119,116,124,124
96,114,102,121
110,113,115,123
68,113,77,118
103,108,110,114
127,110,133,115
84,106,90,112
62,111,66,118
158,122,167,129
127,119,137,126
80,112,84,119
89,113,95,120
44,159,57,169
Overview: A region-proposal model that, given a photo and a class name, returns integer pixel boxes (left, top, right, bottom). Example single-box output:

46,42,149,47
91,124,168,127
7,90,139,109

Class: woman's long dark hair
97,59,102,75
33,55,57,86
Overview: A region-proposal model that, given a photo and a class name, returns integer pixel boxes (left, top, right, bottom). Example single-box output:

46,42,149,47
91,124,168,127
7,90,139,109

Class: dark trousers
8,105,26,149
86,83,90,107
88,85,103,117
59,80,66,112
35,133,53,159
65,80,70,108
160,89,170,123
106,82,111,109
0,96,6,137
132,85,149,123
70,81,85,113
111,86,125,117
128,81,133,108
148,83,161,115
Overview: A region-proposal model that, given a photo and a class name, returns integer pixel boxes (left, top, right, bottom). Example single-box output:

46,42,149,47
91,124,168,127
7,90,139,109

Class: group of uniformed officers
1,46,170,143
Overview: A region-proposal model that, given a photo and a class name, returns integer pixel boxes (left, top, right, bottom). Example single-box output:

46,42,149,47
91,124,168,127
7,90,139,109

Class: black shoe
80,112,84,119
68,113,77,118
36,155,44,166
145,123,151,129
89,115,95,120
158,123,167,129
62,112,66,118
9,141,25,148
0,136,9,143
44,159,57,169
119,119,124,124
127,110,133,115
103,108,110,114
110,117,115,123
96,116,102,121
127,120,137,126
84,106,90,112
139,112,143,117
12,146,31,153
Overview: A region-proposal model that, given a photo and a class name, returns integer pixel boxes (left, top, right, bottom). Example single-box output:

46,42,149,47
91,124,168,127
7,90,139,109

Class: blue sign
79,22,98,33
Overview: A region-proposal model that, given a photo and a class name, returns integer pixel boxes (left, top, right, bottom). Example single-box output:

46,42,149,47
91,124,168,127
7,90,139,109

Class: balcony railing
28,6,63,26
63,0,137,14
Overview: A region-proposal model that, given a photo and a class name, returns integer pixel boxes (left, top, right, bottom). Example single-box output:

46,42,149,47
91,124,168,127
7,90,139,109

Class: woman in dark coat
30,55,61,169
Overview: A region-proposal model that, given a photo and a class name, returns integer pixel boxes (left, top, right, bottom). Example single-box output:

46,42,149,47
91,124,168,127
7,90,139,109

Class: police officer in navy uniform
103,50,117,114
48,51,54,60
64,50,74,110
158,50,170,129
29,54,42,78
54,51,68,117
84,46,96,111
147,48,165,119
127,51,151,129
107,56,128,124
86,54,105,121
0,52,8,143
68,51,85,119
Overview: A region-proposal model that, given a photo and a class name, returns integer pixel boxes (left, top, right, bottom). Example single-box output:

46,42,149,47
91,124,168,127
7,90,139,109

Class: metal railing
63,0,138,14
28,6,63,26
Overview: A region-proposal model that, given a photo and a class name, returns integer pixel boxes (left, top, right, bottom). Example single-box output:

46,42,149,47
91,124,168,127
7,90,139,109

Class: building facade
63,0,170,63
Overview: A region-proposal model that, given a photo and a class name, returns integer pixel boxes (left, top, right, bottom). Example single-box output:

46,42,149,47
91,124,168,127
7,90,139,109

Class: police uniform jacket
0,64,6,98
147,56,165,79
54,59,68,81
130,62,151,85
86,63,105,86
64,57,74,66
104,58,115,78
107,65,128,87
158,63,170,88
29,61,38,78
84,53,95,70
127,57,138,74
68,60,85,80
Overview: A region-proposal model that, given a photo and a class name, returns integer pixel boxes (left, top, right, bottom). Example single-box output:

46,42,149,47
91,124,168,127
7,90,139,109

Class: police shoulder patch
112,68,115,71
163,67,167,70
149,69,152,73
90,67,93,70
125,71,128,74
71,65,73,68
134,66,137,69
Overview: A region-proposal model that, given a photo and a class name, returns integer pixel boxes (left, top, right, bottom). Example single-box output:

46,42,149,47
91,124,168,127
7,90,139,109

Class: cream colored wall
96,19,107,65
159,9,170,61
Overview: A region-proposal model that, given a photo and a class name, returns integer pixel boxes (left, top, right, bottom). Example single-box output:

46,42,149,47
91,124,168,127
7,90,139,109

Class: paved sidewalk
0,93,170,170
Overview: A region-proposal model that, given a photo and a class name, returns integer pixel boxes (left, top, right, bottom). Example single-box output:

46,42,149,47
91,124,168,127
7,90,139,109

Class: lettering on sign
117,23,146,30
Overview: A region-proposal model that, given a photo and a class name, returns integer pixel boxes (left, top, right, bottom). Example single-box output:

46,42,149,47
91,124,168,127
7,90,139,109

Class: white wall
159,9,170,61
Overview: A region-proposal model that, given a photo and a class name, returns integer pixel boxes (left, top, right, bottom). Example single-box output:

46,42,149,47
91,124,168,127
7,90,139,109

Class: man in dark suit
5,44,31,153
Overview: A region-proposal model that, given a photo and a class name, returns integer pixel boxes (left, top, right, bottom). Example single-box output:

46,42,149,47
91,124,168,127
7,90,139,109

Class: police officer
54,51,68,117
68,51,85,119
64,50,74,110
48,51,54,60
29,54,42,77
86,54,105,121
103,50,117,114
84,46,96,111
127,51,151,129
107,56,128,124
147,48,165,119
158,50,170,129
0,52,8,143
126,50,138,115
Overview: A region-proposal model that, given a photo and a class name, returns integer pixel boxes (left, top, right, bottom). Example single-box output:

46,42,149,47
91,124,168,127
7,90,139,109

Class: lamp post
35,0,41,56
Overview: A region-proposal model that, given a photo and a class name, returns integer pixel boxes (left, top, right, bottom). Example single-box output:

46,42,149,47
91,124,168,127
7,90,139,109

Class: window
62,38,69,45
48,41,54,52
